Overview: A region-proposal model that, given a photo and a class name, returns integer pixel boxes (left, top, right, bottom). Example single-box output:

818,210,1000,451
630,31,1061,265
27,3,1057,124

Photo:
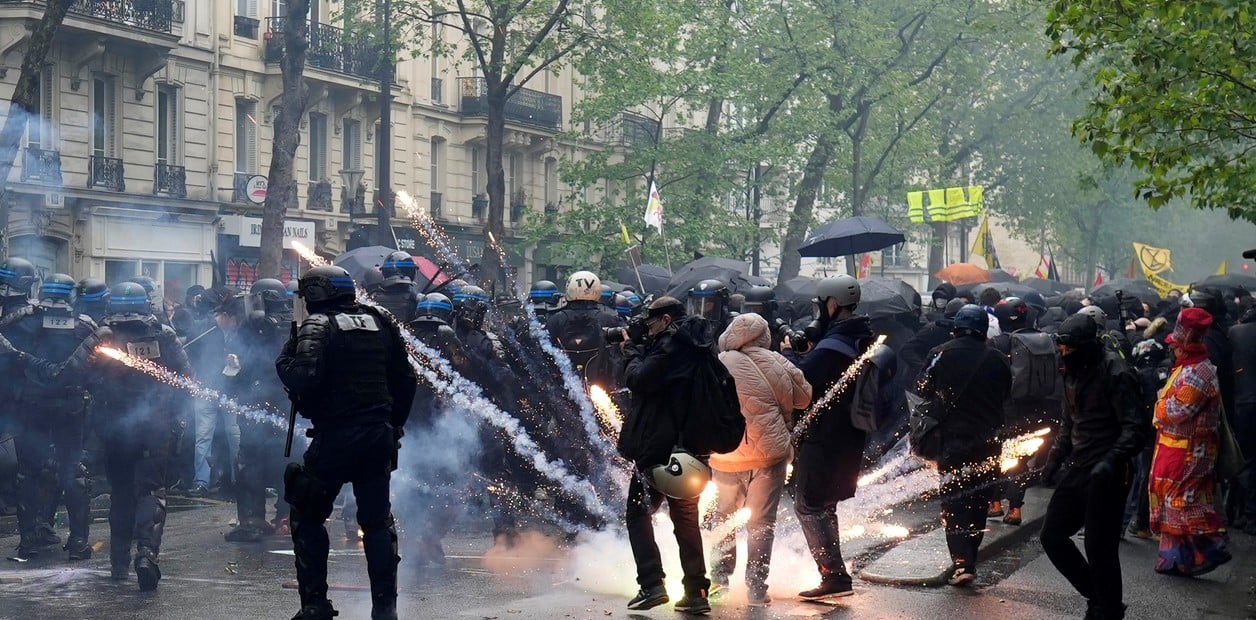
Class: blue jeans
193,400,239,487
708,461,787,593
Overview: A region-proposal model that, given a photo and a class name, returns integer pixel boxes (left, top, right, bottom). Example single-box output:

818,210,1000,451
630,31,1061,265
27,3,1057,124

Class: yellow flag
1132,242,1173,275
970,216,1000,269
620,223,632,246
1216,260,1228,275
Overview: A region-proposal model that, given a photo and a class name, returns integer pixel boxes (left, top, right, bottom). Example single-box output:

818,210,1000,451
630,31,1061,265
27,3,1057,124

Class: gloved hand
1090,459,1115,480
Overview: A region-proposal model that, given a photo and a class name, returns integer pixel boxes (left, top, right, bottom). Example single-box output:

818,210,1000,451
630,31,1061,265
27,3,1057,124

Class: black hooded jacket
1047,342,1146,470
917,335,1011,468
618,315,713,468
1230,308,1256,408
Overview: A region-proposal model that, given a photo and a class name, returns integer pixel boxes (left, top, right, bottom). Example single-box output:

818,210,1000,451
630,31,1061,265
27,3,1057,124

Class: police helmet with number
0,257,37,297
380,251,417,286
414,292,454,325
107,282,155,319
37,273,77,310
77,278,108,305
298,266,357,305
647,449,712,499
565,271,601,302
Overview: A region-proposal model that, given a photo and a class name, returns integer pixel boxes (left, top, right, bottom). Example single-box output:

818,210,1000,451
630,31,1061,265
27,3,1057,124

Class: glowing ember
1000,457,1021,472
733,507,752,528
587,385,622,436
880,524,910,539
290,241,327,267
698,481,719,522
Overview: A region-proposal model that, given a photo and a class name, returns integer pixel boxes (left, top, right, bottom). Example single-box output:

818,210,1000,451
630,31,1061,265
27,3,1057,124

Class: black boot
134,550,161,592
292,600,339,620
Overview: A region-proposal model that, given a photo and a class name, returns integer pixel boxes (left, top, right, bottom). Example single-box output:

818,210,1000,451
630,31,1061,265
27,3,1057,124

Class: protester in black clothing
1039,314,1146,620
276,266,416,620
782,275,871,601
1229,302,1256,532
617,297,712,615
900,298,965,388
926,283,958,322
916,304,1011,586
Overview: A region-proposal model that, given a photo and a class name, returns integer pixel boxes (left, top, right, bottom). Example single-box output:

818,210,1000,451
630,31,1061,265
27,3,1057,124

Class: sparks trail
395,191,465,274
587,385,622,441
95,346,290,429
791,335,887,446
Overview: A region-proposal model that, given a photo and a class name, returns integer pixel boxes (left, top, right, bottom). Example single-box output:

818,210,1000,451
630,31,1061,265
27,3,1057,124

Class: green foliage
1047,0,1256,222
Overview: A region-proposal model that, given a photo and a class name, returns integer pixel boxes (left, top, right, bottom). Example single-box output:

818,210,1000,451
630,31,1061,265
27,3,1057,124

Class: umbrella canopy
798,215,906,258
858,277,919,319
987,268,1019,283
935,262,992,286
618,263,671,296
333,246,449,293
1089,278,1161,301
1021,277,1074,295
774,276,818,322
1194,273,1256,292
664,257,770,301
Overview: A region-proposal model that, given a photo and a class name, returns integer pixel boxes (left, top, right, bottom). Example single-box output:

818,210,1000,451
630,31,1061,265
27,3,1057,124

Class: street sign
245,175,268,204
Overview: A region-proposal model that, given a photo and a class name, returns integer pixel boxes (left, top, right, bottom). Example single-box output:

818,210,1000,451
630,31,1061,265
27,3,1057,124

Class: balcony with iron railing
20,147,62,185
232,172,252,203
594,112,657,148
88,155,125,192
153,162,186,197
457,78,562,131
307,180,333,211
264,17,383,81
0,0,175,34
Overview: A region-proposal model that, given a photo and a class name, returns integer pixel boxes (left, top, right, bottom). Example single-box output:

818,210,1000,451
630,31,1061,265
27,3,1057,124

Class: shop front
217,215,316,289
80,205,218,305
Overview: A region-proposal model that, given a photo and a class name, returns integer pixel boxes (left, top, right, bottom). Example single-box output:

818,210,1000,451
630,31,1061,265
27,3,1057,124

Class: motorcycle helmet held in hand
647,449,711,499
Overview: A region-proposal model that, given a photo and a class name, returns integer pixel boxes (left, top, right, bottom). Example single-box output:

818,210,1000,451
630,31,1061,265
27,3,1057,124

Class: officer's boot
363,515,400,620
64,462,93,560
134,547,161,592
109,537,131,580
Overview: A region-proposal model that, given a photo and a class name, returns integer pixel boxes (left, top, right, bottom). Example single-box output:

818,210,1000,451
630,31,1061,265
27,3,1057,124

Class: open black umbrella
1194,273,1256,292
798,216,906,258
618,263,671,296
1022,277,1074,295
858,277,919,318
980,280,1036,298
1090,278,1160,301
774,276,818,322
987,269,1019,283
664,257,769,301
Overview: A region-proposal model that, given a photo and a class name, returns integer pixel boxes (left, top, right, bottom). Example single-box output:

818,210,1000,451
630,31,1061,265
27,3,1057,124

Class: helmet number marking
42,316,75,330
127,341,162,360
335,313,380,332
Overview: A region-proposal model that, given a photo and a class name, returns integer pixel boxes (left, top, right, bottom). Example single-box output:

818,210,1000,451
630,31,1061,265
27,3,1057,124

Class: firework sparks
96,346,288,429
291,241,327,267
698,481,719,522
792,335,887,446
588,385,622,437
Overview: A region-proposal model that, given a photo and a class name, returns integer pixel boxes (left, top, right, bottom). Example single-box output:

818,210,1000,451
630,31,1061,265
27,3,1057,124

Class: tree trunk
481,83,507,289
845,107,870,276
777,132,838,282
927,221,947,289
0,0,75,255
259,0,311,279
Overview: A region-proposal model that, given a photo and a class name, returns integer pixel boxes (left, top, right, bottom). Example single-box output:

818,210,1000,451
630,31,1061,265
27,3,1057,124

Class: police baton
181,325,218,349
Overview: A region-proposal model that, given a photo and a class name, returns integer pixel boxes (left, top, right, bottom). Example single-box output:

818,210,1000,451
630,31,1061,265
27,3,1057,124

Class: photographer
616,297,713,614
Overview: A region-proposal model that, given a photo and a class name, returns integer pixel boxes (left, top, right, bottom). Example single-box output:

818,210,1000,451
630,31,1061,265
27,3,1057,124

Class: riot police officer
373,251,420,323
128,275,170,326
276,266,416,620
7,281,192,590
451,285,497,363
222,279,293,542
0,257,35,318
528,280,562,324
0,274,96,559
75,277,110,324
687,278,733,337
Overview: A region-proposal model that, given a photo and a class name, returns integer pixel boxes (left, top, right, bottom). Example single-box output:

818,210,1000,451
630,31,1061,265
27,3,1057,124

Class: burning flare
587,385,622,437
290,241,327,267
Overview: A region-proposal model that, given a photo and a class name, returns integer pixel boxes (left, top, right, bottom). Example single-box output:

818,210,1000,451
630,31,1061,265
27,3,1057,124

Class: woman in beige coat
708,313,812,606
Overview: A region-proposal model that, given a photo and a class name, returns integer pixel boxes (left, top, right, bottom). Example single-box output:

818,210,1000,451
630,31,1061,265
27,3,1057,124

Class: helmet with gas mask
686,279,729,323
452,285,490,330
0,257,37,306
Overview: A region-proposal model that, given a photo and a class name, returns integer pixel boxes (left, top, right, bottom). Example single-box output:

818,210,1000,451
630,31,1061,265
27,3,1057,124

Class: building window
543,157,556,205
429,138,443,193
470,146,481,196
308,112,327,181
235,99,257,173
507,152,520,200
91,75,117,158
882,242,907,267
235,0,260,37
342,118,361,170
156,85,179,164
271,0,285,17
28,66,55,149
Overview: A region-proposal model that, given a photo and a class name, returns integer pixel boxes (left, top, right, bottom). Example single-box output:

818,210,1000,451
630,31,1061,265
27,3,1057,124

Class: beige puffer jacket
712,313,812,472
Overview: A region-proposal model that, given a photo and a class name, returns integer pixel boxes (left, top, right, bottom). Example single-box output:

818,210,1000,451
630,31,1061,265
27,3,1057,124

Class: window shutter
247,104,257,172
170,89,180,163
106,78,117,157
248,0,258,18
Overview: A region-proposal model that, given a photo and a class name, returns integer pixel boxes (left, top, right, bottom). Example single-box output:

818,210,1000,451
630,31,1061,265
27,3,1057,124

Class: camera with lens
604,314,650,345
772,317,795,340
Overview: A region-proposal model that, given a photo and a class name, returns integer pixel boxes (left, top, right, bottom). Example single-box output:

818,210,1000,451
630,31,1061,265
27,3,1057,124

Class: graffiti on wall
225,257,295,290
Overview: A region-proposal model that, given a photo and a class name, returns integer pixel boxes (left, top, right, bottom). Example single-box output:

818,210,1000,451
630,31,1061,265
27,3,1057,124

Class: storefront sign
221,215,315,249
245,175,268,204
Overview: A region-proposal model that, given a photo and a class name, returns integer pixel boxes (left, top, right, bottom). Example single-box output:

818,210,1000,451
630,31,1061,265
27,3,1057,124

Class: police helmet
107,282,155,320
362,267,385,294
285,279,298,297
741,285,777,319
250,277,291,317
528,280,560,309
614,293,636,318
816,275,860,309
0,257,37,298
37,273,77,310
413,292,454,325
686,279,729,320
647,449,712,499
952,303,989,338
298,266,356,306
76,277,109,307
446,278,468,297
599,284,616,308
994,297,1030,330
565,271,601,302
1056,314,1099,348
380,251,417,286
128,275,156,294
453,285,490,327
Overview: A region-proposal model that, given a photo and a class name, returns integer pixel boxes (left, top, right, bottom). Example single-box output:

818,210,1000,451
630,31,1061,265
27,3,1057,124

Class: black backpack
680,348,746,456
554,307,607,380
1006,331,1060,401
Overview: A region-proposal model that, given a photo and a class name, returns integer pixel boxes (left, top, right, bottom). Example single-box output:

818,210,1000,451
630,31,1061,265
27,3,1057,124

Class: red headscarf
1166,307,1212,367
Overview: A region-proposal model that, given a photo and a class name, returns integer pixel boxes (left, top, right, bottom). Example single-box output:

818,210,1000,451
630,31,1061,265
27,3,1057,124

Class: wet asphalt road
0,495,1251,620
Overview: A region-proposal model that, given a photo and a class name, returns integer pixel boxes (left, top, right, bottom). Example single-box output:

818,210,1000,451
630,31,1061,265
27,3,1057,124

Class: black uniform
371,284,419,325
277,302,416,617
0,304,96,557
547,299,622,389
